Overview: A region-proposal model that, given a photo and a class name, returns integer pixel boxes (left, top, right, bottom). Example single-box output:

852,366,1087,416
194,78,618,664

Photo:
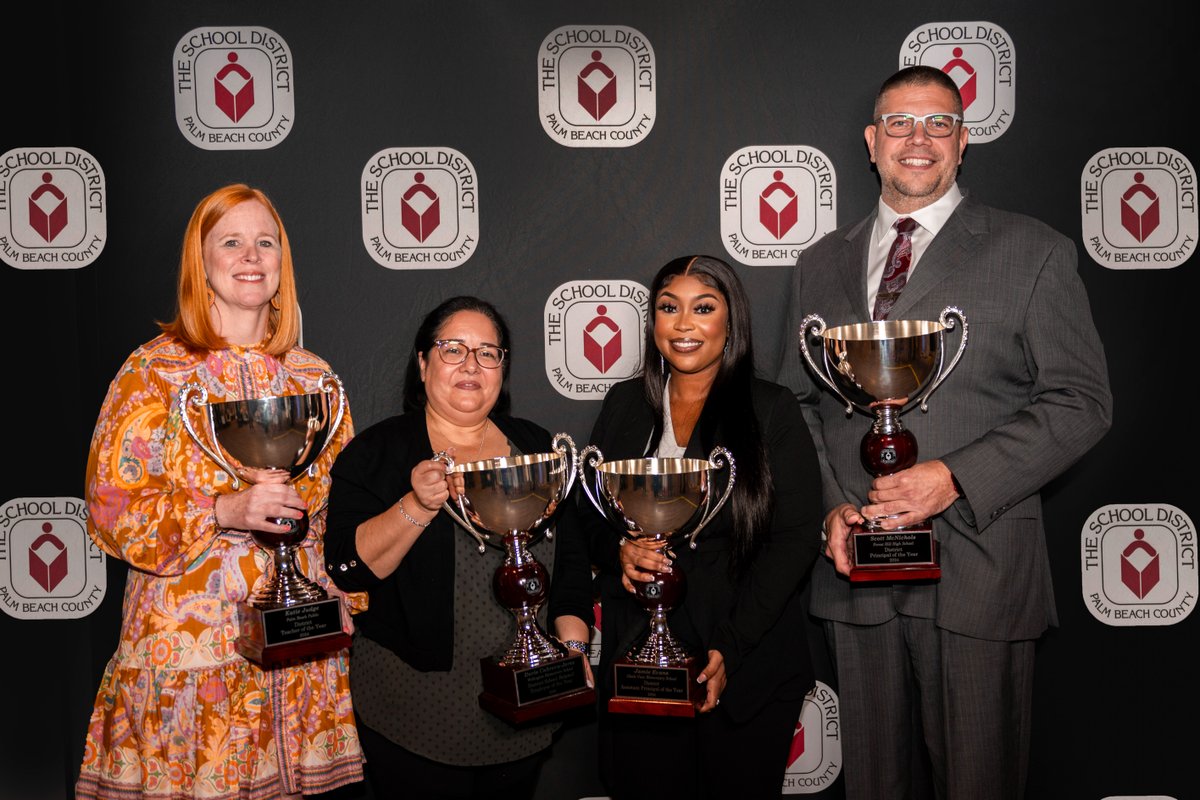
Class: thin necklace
476,419,489,458
427,414,489,461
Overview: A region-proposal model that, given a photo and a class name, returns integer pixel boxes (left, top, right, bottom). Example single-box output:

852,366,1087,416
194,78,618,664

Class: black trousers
358,721,547,800
598,691,806,800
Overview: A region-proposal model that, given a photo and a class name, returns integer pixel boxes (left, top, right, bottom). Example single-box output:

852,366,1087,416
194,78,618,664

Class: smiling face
865,81,969,214
653,273,729,382
202,199,281,340
418,310,504,424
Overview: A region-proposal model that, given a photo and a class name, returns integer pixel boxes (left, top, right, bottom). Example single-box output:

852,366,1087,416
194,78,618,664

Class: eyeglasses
432,339,506,368
874,113,962,138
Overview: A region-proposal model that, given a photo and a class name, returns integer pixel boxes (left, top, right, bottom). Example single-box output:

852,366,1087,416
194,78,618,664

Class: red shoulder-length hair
158,183,300,357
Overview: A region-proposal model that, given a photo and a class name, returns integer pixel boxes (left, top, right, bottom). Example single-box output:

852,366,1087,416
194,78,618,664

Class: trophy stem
628,599,692,665
501,608,564,666
627,566,691,665
249,543,329,607
494,532,561,667
870,404,904,436
861,403,918,481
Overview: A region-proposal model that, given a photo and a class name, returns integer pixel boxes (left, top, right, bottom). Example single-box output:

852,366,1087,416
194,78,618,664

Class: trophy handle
432,450,488,554
917,306,969,413
578,445,612,522
799,313,855,416
544,433,579,542
305,372,347,479
178,382,244,490
685,446,737,550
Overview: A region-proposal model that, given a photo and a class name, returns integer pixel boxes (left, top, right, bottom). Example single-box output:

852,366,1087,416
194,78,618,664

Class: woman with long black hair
584,255,823,799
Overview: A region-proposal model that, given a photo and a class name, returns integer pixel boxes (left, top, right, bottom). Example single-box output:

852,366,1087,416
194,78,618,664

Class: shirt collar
875,183,964,238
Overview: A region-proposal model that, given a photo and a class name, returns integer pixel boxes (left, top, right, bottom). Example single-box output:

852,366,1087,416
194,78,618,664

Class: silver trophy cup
437,433,593,723
579,445,735,715
800,307,967,580
179,373,346,607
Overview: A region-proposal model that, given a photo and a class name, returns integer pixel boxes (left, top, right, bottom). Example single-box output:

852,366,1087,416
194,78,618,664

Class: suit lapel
836,213,876,321
888,197,988,321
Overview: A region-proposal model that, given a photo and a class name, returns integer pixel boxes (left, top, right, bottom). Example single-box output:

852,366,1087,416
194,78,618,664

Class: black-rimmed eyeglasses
432,339,506,368
875,113,962,138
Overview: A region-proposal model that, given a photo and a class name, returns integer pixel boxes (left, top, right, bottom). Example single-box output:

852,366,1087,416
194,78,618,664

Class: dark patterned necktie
872,217,918,320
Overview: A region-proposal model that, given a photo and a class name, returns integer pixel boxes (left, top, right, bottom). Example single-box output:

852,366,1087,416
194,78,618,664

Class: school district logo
361,147,479,269
1081,147,1196,269
0,497,105,620
173,27,295,150
1081,504,1196,626
0,148,106,270
545,281,648,399
900,21,1015,142
782,680,842,794
720,146,837,266
538,25,656,148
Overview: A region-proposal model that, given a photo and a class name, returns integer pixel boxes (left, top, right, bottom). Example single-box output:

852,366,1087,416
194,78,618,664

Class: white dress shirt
865,184,965,316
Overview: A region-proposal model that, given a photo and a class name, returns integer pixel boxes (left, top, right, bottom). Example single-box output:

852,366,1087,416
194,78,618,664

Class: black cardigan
325,412,595,671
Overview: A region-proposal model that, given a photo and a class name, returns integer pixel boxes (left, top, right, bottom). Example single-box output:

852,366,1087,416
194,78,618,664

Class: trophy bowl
580,446,734,716
800,307,967,581
817,318,952,409
181,374,346,605
206,393,338,481
438,433,595,723
179,373,351,665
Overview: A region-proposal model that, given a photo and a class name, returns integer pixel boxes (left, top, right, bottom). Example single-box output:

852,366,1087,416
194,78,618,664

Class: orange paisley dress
76,334,365,799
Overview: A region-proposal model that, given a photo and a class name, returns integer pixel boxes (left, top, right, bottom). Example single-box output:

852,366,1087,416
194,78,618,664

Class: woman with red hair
76,184,364,798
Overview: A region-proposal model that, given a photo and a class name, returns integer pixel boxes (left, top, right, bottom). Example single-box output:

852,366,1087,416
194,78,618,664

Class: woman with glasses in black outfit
324,296,594,799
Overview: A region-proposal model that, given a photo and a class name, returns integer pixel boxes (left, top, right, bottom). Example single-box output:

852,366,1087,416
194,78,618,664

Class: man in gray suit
776,66,1112,799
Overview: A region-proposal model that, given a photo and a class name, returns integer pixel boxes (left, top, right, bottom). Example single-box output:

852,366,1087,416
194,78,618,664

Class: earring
206,285,215,306
270,292,281,310
659,353,665,373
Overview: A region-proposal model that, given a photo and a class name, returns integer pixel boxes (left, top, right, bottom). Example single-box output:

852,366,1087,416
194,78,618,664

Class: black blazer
325,412,595,671
580,377,823,722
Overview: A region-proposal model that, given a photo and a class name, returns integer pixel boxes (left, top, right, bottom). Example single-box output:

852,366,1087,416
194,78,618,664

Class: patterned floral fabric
76,334,365,799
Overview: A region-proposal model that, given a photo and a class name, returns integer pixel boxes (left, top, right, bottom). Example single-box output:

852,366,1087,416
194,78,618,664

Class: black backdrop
2,2,1194,798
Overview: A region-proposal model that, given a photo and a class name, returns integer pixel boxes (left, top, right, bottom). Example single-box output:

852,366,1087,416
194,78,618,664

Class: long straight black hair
641,255,773,576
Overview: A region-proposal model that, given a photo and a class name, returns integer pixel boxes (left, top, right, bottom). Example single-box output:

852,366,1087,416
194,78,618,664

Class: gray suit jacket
776,194,1113,642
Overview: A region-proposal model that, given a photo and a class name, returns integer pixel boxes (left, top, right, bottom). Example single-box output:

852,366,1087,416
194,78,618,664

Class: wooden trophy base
236,596,351,667
848,520,940,582
608,656,701,717
478,652,596,725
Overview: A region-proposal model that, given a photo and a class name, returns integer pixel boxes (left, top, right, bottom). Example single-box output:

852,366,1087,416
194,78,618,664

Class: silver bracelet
561,639,590,655
398,496,431,528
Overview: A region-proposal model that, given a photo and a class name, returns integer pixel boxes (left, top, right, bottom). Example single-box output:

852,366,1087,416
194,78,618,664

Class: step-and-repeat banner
1,3,1192,799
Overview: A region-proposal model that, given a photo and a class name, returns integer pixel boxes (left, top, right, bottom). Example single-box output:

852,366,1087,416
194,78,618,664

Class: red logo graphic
760,171,798,239
787,718,807,766
401,173,440,242
1121,172,1160,242
1120,528,1160,599
29,173,67,242
214,52,255,122
29,524,68,592
578,51,617,120
583,305,622,373
942,47,977,110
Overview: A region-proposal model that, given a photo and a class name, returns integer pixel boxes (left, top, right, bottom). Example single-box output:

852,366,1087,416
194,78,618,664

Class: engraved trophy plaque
800,307,967,581
438,433,595,724
580,446,735,717
179,373,350,665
